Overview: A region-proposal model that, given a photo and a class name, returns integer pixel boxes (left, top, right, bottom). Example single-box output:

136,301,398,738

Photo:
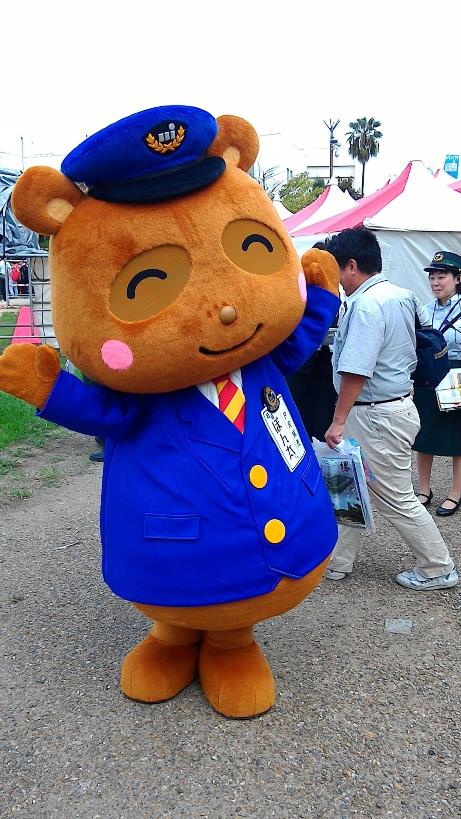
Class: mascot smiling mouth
199,324,262,355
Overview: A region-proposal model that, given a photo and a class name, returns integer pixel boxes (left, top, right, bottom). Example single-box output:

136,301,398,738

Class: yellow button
249,465,268,489
264,519,286,544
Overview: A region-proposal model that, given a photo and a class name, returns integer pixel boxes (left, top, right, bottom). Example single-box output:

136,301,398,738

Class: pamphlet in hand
435,368,461,412
312,438,375,532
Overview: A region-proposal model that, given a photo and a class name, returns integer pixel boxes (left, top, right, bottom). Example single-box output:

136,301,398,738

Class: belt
354,392,411,407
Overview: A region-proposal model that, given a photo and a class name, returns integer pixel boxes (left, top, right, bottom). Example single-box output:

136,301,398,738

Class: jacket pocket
302,454,321,495
144,514,200,541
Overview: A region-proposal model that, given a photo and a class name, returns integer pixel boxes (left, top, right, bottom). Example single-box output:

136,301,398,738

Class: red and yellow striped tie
212,373,245,433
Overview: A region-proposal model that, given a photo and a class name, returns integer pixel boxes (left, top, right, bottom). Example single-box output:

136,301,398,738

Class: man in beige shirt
324,227,458,591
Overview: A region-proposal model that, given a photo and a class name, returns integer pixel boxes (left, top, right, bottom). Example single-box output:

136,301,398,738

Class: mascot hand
0,344,61,409
301,248,340,296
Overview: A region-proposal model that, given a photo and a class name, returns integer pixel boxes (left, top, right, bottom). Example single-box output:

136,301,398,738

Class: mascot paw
0,343,60,408
301,248,340,296
199,640,275,718
120,634,199,703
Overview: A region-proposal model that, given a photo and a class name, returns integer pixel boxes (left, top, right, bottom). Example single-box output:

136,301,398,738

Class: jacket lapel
241,360,265,455
174,386,242,453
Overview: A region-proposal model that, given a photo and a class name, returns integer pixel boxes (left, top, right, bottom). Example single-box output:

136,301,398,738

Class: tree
279,173,325,214
337,176,362,201
346,117,383,196
250,164,284,201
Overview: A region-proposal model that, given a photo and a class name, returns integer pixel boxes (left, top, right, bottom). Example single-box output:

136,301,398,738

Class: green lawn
0,310,17,353
0,311,61,450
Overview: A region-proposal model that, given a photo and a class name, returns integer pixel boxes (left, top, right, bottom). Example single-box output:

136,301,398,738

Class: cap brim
88,156,226,204
424,264,456,273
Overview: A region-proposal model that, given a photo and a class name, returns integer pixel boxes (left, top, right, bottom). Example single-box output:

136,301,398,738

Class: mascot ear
207,115,259,172
11,166,85,236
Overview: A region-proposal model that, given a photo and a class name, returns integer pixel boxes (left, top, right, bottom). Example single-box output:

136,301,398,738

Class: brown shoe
199,640,276,719
120,634,199,703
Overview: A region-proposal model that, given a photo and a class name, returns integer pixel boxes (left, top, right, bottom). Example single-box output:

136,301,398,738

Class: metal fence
1,256,56,346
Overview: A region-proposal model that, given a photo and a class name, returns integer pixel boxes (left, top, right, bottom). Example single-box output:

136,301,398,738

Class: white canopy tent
292,185,353,233
284,179,353,235
291,161,461,303
272,197,293,220
434,168,458,185
363,161,461,302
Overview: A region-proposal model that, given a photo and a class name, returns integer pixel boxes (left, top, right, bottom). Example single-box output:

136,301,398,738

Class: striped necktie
212,373,245,432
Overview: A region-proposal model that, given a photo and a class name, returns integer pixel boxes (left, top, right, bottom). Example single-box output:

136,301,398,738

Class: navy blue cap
61,105,225,204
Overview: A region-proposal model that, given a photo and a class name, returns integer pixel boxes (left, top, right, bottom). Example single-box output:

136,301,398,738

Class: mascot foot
199,639,276,719
120,634,199,703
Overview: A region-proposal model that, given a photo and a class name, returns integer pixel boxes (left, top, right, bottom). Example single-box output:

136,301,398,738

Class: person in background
287,241,338,440
413,252,461,517
324,227,458,591
7,262,18,297
19,260,30,296
0,257,8,301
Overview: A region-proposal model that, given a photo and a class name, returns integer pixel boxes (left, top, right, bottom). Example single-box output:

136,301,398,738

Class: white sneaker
325,568,347,581
395,567,459,590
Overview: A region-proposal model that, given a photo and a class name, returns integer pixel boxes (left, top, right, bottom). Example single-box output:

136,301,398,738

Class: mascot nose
219,305,237,325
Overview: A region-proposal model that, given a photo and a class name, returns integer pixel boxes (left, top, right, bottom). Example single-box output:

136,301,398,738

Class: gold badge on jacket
262,386,280,413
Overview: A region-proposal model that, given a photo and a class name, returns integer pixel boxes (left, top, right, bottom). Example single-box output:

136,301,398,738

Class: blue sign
443,154,459,179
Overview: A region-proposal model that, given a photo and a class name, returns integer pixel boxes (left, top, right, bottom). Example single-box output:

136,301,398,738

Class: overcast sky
3,0,461,192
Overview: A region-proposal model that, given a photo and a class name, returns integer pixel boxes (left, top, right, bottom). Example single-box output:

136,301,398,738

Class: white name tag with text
261,395,306,472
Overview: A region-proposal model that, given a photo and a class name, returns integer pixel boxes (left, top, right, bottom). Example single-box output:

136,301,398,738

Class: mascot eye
222,219,287,275
110,245,191,322
127,269,167,299
242,234,273,253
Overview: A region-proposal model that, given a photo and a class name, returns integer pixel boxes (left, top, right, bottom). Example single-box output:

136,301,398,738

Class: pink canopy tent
283,182,352,234
290,161,461,302
433,169,461,190
291,163,412,238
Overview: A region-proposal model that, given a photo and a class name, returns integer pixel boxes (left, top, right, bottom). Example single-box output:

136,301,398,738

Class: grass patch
0,455,20,476
0,322,69,450
0,392,61,450
8,486,32,500
40,466,63,487
0,310,18,353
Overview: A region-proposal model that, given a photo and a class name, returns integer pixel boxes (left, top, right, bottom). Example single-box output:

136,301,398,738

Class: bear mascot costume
0,105,340,718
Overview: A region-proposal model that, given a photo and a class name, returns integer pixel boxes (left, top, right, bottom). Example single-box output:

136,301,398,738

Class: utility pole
323,119,340,180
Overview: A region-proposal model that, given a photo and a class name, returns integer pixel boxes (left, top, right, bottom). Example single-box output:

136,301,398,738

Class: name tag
261,395,306,472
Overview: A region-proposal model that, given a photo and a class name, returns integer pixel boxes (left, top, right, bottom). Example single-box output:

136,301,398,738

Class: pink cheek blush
101,340,133,370
298,272,307,303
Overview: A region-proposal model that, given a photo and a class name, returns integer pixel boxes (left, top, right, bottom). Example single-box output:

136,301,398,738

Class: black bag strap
441,311,461,334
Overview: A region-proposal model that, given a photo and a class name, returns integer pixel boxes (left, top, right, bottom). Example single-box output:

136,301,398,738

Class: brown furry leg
120,620,201,703
199,626,275,719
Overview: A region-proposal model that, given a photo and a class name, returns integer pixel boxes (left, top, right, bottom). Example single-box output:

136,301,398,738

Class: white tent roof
363,161,461,232
291,161,461,303
434,168,457,185
272,197,293,220
292,183,353,233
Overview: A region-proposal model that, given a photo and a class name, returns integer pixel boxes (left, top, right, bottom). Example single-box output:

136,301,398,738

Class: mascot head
12,105,305,392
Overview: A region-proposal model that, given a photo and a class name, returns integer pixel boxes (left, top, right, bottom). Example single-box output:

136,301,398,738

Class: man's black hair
327,227,382,274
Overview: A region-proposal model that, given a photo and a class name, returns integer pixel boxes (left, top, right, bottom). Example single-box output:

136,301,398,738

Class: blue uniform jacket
39,285,339,606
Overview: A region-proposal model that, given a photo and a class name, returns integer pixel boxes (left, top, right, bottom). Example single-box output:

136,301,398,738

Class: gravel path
1,432,460,819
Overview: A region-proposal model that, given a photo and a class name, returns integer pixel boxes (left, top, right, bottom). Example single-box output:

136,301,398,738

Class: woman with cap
413,251,461,516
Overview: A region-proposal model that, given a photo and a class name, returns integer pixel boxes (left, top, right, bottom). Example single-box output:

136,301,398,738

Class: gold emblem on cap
145,124,185,154
433,252,444,262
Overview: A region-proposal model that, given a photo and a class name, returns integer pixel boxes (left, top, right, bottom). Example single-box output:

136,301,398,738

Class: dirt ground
1,431,460,819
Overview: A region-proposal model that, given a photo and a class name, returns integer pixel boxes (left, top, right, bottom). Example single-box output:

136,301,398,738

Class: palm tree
346,117,383,196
